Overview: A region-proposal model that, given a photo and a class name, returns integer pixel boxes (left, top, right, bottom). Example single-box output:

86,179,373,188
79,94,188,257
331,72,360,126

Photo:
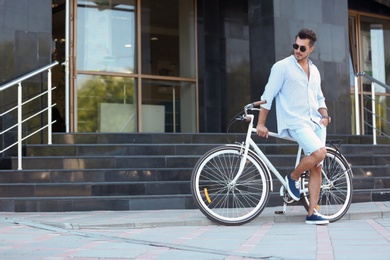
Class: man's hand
257,106,269,138
256,124,269,138
320,118,329,127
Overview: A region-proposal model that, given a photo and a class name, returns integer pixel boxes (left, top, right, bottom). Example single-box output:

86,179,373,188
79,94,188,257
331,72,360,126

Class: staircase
0,133,389,212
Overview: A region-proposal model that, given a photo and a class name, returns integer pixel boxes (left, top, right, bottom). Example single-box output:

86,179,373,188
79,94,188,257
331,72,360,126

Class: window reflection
77,0,136,73
360,16,390,92
142,79,196,132
77,75,136,132
141,0,195,78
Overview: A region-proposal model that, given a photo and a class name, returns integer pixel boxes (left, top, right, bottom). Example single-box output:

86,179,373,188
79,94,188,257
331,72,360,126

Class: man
256,28,331,225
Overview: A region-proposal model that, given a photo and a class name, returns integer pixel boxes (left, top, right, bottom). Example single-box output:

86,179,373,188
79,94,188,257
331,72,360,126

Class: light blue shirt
261,55,327,137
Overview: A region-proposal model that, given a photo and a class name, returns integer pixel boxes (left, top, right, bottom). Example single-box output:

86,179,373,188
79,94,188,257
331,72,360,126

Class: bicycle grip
252,100,267,107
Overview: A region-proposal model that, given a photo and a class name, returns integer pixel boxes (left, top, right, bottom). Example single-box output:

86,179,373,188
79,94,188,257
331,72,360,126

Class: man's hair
296,29,317,46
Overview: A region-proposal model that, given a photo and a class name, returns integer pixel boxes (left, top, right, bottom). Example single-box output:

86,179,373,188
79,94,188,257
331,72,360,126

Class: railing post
354,75,360,135
48,68,52,145
17,82,23,170
371,82,377,145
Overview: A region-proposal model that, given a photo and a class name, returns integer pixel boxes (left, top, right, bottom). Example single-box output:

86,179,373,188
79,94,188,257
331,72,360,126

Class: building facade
1,0,390,144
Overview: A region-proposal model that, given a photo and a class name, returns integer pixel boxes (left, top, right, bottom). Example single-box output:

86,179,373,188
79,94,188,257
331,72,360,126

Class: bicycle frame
191,101,353,224
231,113,304,193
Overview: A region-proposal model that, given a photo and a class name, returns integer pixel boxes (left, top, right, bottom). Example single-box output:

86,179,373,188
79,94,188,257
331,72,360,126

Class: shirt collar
290,54,312,66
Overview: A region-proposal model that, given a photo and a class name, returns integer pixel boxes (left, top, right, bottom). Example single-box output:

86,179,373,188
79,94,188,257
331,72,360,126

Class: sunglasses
293,43,307,52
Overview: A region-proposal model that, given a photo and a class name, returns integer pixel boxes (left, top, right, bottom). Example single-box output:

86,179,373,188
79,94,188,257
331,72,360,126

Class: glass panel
141,0,196,78
52,0,66,132
360,16,390,93
142,79,196,132
360,16,390,136
77,75,136,132
77,0,136,73
350,54,357,135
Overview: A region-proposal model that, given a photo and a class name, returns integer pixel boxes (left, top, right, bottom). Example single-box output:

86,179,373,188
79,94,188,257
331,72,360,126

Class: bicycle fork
229,141,250,187
229,115,257,186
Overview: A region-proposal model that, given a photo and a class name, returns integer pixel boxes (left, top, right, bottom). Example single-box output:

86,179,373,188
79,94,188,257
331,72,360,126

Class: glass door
359,16,390,136
52,0,67,132
75,0,137,133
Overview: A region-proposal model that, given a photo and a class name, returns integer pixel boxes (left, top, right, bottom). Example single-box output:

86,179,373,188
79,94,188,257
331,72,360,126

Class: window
141,79,196,132
141,0,196,78
77,75,136,132
74,0,197,133
349,13,390,136
77,0,136,73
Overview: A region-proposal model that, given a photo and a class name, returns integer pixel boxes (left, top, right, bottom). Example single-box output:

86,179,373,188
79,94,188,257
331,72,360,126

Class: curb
3,202,390,230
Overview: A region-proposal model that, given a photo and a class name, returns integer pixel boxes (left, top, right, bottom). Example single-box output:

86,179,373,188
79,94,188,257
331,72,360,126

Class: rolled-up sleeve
260,62,285,110
317,90,327,109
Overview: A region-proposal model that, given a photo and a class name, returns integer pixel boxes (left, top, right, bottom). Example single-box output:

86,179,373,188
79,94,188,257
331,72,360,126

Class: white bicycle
191,101,353,225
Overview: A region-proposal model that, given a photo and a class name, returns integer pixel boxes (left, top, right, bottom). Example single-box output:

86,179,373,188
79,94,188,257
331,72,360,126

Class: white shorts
288,124,326,155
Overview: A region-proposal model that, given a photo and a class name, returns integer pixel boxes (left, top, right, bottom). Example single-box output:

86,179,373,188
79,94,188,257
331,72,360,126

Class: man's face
293,37,313,61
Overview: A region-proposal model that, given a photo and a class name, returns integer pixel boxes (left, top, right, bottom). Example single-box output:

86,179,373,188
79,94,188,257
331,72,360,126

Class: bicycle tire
300,147,353,222
191,145,270,225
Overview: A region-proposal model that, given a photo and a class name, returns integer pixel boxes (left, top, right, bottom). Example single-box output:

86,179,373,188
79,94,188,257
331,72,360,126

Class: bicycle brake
235,115,246,121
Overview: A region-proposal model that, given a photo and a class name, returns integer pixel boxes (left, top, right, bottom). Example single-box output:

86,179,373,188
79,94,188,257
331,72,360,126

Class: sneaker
306,213,329,225
285,174,300,201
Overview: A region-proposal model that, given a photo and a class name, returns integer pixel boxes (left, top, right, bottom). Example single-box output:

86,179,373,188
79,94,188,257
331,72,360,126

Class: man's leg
307,164,322,216
285,127,326,202
285,147,326,201
286,147,326,201
285,127,328,224
290,147,326,181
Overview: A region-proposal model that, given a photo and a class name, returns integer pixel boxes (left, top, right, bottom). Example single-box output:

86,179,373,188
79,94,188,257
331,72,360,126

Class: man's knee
312,147,326,162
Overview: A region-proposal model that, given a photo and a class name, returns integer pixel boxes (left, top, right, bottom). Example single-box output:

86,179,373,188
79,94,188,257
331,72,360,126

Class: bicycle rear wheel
301,147,353,222
191,145,270,225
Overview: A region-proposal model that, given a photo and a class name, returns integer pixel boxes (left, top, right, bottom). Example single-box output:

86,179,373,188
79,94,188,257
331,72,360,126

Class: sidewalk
1,202,390,260
3,201,390,229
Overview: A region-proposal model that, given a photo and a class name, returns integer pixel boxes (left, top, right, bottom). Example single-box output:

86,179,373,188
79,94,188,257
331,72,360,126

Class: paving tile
0,202,389,259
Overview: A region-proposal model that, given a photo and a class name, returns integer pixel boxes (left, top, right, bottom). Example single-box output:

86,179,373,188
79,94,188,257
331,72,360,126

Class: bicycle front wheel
191,145,270,225
301,147,353,222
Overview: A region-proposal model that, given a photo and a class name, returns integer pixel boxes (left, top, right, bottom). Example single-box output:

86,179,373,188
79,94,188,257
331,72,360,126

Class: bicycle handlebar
244,100,267,111
243,101,296,142
240,100,267,122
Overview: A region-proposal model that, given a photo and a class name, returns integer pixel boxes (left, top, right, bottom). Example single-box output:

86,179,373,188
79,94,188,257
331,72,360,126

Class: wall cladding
199,0,352,134
250,0,351,134
0,0,52,156
0,0,52,84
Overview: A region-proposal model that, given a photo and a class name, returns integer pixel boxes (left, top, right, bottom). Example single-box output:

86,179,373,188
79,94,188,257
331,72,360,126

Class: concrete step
0,133,389,212
10,153,390,170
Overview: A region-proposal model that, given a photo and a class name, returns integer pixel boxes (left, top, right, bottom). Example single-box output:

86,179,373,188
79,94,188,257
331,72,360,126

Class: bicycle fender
326,146,354,177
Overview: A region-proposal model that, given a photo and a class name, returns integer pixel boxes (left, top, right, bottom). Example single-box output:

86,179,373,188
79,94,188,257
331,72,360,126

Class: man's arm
256,107,270,138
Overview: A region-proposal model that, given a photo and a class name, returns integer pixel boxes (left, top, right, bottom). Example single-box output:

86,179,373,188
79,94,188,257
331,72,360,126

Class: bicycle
191,101,353,225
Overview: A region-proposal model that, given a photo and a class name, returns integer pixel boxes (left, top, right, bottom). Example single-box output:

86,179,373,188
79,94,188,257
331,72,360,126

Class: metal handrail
354,72,390,144
0,61,59,91
356,72,390,91
0,61,59,169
